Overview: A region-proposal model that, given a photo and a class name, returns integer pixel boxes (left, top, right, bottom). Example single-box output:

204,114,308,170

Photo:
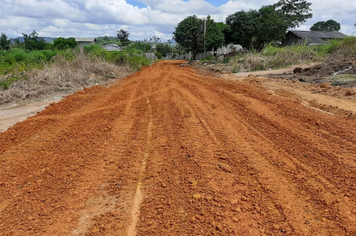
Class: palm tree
0,33,11,50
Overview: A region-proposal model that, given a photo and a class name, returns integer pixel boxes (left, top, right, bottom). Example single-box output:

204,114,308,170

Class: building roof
288,30,346,44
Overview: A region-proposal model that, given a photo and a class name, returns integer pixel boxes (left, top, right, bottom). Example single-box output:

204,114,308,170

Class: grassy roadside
0,45,151,105
203,37,356,73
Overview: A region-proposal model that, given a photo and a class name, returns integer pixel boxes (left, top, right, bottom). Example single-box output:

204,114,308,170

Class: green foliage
154,52,162,59
127,42,151,53
156,44,173,57
117,29,130,46
223,56,231,64
226,6,288,50
83,44,150,71
204,16,225,51
0,48,59,89
0,78,15,90
310,20,341,32
23,30,47,51
174,15,225,59
96,36,121,46
174,15,204,59
314,39,341,54
237,37,356,72
0,48,58,74
0,33,11,50
0,40,153,90
273,0,313,28
57,50,76,61
202,55,215,61
53,37,78,50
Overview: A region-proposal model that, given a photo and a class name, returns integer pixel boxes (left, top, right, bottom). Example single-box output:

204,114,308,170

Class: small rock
217,163,232,173
193,194,202,200
241,196,248,201
320,83,331,89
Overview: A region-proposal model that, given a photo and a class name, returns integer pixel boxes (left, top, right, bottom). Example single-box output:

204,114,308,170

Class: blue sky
0,0,355,41
127,0,229,8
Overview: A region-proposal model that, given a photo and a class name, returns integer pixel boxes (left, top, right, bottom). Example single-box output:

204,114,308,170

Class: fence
164,44,243,60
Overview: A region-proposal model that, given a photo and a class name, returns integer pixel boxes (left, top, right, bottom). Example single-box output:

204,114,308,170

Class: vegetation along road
1,61,356,235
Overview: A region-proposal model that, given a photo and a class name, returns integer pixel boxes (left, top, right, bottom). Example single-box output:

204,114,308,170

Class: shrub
154,52,162,59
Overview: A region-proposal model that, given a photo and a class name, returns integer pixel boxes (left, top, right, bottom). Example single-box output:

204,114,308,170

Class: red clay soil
1,61,356,235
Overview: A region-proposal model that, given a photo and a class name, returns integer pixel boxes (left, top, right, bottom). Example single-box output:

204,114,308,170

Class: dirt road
1,61,356,235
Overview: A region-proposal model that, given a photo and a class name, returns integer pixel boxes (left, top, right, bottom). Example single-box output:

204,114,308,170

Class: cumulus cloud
0,0,355,40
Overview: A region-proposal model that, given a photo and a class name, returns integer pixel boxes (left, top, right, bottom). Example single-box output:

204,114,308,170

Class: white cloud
0,0,355,41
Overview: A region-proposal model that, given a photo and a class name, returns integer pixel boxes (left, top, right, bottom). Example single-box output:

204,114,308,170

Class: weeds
0,54,132,104
0,44,151,104
223,37,356,73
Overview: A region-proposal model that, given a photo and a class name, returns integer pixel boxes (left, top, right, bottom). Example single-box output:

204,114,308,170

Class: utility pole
204,18,207,57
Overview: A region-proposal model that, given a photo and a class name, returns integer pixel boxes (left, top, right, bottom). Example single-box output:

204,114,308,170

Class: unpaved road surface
1,61,356,235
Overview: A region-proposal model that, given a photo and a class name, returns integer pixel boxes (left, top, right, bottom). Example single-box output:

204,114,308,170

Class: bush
154,52,162,59
53,37,78,50
12,49,27,62
57,50,76,61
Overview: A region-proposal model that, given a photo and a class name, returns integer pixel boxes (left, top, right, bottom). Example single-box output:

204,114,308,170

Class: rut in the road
0,61,356,236
128,97,153,236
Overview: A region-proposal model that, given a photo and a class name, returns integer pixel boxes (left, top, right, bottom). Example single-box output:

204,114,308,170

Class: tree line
0,30,78,51
173,0,347,59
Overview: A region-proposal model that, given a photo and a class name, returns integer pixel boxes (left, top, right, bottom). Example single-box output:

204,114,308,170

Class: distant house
75,37,97,47
102,44,122,52
282,30,346,46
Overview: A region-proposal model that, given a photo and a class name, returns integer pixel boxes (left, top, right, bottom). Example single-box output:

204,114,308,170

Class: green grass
334,74,356,81
83,44,151,70
0,44,152,91
0,48,58,75
226,37,356,72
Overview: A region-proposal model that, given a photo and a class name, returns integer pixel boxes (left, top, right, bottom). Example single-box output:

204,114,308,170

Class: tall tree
226,6,288,50
310,19,341,32
173,15,204,59
156,44,172,57
22,30,47,50
204,16,225,51
173,15,225,59
255,6,289,49
0,33,11,50
117,29,130,46
273,0,313,28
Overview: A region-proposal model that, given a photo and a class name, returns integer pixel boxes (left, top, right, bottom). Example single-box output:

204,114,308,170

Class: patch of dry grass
0,55,132,105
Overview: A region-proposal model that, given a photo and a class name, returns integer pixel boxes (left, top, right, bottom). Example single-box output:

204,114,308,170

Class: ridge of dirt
1,61,356,235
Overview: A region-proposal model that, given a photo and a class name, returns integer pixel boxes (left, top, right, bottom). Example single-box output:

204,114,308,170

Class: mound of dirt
293,58,356,77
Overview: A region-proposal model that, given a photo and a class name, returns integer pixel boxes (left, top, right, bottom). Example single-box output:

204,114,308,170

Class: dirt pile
293,58,355,77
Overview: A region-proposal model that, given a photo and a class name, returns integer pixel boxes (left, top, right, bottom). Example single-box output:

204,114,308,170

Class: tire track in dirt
175,68,356,234
127,74,154,235
1,61,355,235
127,97,153,236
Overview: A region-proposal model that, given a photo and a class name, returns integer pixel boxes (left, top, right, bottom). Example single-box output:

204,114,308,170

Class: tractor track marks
1,61,356,235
